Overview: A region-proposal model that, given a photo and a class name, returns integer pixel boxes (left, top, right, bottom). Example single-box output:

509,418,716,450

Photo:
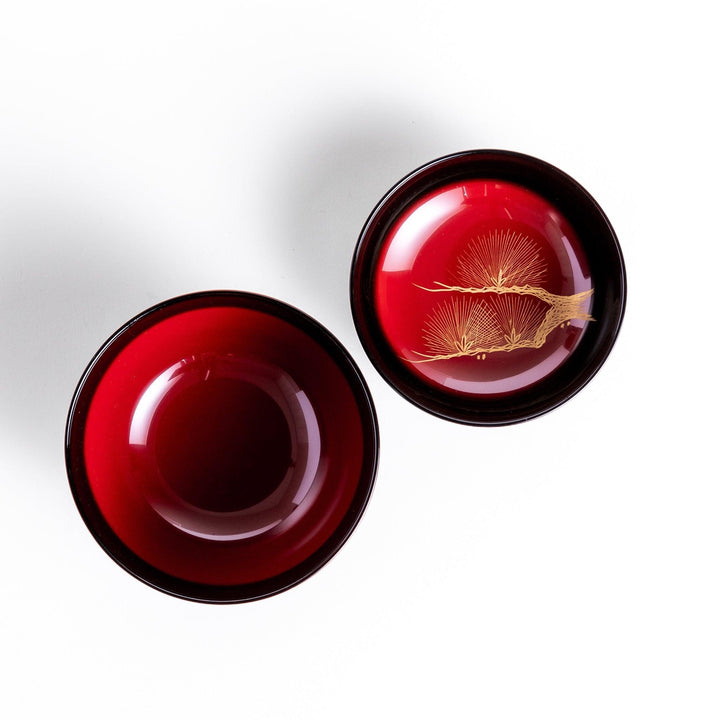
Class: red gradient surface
82,305,367,587
373,179,593,396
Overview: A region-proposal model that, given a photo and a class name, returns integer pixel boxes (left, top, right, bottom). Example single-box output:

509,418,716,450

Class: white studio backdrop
0,2,718,718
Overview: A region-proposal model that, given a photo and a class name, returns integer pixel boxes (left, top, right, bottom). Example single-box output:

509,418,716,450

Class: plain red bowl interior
66,292,378,603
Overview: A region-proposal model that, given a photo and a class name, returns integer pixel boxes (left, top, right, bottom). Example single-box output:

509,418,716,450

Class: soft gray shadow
273,106,472,330
0,200,176,473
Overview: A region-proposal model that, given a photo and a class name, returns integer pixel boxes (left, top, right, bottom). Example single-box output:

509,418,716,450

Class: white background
1,2,718,718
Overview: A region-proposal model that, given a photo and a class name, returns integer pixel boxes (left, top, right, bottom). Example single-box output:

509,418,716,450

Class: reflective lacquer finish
352,151,626,425
374,179,593,395
66,292,378,602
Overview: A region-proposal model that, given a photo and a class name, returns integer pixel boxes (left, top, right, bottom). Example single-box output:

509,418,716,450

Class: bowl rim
65,290,380,603
350,149,627,426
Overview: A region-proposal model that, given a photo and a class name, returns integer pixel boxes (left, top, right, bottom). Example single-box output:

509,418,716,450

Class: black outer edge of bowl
350,149,627,426
65,290,380,604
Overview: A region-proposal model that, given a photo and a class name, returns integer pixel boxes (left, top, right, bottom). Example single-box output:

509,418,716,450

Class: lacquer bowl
351,150,626,425
66,291,379,602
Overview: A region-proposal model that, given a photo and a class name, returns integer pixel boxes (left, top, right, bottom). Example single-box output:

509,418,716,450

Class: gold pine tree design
412,229,593,362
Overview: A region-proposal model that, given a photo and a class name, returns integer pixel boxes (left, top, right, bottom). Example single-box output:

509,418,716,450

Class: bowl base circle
129,354,322,541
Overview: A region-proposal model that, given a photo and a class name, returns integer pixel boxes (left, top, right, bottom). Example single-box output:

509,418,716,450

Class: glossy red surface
373,179,593,396
67,293,378,600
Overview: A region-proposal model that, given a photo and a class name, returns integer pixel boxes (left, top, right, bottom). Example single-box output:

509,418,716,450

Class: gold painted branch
409,285,594,363
414,281,593,306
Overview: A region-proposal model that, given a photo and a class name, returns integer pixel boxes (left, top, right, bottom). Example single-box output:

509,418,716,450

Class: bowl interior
67,292,378,602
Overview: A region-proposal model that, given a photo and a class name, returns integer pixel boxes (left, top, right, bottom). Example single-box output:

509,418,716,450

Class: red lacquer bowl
66,292,379,602
351,150,626,425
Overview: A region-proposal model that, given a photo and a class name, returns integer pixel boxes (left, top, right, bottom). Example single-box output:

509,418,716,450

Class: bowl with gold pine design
351,150,626,425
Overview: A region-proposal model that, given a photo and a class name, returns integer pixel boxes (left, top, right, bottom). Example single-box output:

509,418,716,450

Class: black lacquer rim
351,149,627,426
65,291,380,603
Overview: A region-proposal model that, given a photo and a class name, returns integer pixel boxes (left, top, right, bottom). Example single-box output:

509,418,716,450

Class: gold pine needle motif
421,297,503,358
456,229,547,289
493,294,549,346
